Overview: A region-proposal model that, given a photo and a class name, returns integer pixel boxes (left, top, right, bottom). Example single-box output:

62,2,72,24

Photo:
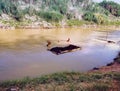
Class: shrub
66,13,73,19
37,76,49,84
69,84,76,91
94,14,108,24
0,77,31,88
0,9,2,15
22,7,36,16
67,20,85,26
87,3,110,16
99,1,120,17
79,74,92,82
0,0,23,21
37,11,63,22
51,73,68,84
83,12,97,22
91,73,103,80
42,0,68,15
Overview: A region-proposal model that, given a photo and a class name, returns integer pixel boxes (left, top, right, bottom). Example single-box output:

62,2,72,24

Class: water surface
0,28,120,81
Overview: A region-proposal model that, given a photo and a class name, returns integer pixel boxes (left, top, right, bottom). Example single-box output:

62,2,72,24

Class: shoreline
0,24,120,31
0,52,120,90
91,52,120,73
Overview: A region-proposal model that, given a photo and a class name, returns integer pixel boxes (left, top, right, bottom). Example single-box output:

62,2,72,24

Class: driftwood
48,44,81,55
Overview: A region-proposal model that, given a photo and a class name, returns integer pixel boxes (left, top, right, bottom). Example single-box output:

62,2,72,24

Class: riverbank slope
0,52,120,91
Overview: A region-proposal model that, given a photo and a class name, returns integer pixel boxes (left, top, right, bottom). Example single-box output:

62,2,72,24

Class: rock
107,40,115,44
42,21,53,29
93,67,99,70
1,14,11,20
114,57,120,63
48,44,81,55
118,52,120,56
25,14,37,22
106,62,114,66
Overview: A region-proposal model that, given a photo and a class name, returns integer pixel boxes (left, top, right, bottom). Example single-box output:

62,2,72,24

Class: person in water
46,40,51,47
67,38,70,42
57,38,70,43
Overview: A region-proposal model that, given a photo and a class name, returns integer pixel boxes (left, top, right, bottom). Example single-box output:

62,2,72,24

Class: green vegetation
0,0,22,21
91,83,110,91
82,12,108,25
94,14,108,24
67,20,85,26
82,12,97,23
37,11,63,22
87,3,110,16
99,1,120,17
0,0,120,27
0,72,120,91
113,73,120,81
42,0,68,15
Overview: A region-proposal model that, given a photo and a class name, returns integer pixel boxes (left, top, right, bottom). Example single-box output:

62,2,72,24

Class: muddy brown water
0,28,120,81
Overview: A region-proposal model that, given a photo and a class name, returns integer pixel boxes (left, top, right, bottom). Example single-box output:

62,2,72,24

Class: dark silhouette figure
48,44,81,55
107,40,115,44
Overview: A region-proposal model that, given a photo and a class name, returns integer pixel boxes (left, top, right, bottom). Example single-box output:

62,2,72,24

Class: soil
91,62,120,73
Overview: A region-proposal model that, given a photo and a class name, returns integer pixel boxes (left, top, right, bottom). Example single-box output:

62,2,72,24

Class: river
0,28,120,81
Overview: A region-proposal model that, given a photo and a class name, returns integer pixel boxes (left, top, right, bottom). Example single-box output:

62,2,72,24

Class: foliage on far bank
0,0,23,21
99,1,120,17
82,12,109,25
82,12,97,23
37,11,63,22
67,20,86,26
0,0,120,27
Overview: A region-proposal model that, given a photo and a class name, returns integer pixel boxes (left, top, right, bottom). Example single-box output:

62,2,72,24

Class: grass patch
79,74,92,82
50,73,68,84
91,83,110,91
0,72,120,90
67,20,86,26
113,73,120,81
104,20,120,26
91,73,103,80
